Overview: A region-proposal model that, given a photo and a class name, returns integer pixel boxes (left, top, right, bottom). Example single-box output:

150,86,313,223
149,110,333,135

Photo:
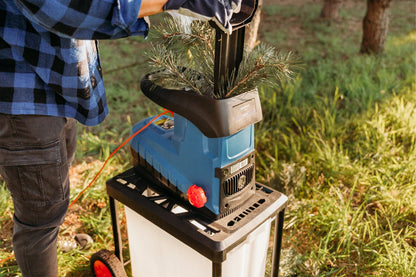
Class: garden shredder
90,1,288,276
129,0,262,220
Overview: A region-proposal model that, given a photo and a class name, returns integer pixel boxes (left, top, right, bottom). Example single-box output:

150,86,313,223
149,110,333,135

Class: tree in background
246,0,394,56
245,0,263,52
320,0,343,22
360,0,392,54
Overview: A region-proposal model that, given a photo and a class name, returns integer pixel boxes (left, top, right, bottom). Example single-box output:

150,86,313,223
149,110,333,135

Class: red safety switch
187,185,207,208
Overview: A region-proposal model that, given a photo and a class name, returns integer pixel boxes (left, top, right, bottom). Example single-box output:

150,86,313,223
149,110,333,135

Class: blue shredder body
130,114,256,216
129,80,263,218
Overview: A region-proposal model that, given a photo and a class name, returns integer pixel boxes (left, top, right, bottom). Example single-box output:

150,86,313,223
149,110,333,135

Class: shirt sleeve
13,0,149,39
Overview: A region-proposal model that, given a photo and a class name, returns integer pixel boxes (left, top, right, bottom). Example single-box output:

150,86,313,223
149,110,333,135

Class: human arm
14,0,241,40
137,0,243,33
13,0,149,39
138,0,168,17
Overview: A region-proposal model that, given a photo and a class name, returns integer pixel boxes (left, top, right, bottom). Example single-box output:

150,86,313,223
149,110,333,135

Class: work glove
163,0,242,34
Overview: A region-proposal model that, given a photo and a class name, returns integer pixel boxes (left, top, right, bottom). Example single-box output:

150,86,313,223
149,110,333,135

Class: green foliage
146,17,215,95
0,180,11,219
146,15,298,98
255,1,416,274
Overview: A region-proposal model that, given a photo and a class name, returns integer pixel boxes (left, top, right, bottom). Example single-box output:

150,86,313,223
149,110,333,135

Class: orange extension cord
0,110,173,265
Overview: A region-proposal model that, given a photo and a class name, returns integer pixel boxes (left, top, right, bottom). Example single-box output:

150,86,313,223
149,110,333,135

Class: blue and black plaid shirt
0,0,148,126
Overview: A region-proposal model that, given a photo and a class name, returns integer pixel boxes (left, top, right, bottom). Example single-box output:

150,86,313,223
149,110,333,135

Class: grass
1,0,415,276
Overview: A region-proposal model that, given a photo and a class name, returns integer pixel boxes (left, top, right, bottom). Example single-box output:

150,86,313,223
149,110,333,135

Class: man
0,0,241,276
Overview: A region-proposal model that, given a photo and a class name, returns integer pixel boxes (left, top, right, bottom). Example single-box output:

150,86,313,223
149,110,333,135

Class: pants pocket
0,140,69,207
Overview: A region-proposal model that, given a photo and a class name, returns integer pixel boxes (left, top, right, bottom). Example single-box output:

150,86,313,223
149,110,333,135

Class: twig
224,64,265,98
225,56,267,98
152,55,201,94
163,32,214,56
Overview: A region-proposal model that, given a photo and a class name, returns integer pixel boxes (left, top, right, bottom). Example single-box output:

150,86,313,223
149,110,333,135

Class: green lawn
1,0,415,276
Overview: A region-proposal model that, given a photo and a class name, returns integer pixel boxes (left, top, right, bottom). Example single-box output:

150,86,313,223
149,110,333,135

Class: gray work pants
0,114,77,277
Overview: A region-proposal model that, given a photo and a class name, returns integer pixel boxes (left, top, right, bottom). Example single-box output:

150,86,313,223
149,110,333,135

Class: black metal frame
106,168,287,277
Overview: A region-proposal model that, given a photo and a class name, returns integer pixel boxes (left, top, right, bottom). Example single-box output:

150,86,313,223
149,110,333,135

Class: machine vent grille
223,165,254,196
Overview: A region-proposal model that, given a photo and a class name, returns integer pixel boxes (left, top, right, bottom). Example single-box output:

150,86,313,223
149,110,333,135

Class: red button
187,185,207,208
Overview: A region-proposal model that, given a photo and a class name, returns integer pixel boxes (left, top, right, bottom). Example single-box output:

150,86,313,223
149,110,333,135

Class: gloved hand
163,0,242,34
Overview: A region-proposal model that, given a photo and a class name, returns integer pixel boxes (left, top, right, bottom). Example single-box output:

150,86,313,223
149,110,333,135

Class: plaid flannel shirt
0,0,148,126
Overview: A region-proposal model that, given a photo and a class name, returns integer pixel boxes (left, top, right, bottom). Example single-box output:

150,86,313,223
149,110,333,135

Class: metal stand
272,210,285,277
107,168,287,277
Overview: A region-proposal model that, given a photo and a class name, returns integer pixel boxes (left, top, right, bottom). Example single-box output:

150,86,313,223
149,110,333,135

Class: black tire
90,249,127,277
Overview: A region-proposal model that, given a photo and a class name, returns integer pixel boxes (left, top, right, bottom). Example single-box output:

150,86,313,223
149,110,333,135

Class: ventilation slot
222,165,254,196
227,198,266,227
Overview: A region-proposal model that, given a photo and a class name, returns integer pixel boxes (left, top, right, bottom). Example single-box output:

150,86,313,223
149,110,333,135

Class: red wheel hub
93,260,113,277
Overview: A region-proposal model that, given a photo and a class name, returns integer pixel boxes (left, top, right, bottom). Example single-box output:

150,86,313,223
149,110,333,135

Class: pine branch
145,14,299,99
225,63,265,97
224,46,298,97
147,45,203,94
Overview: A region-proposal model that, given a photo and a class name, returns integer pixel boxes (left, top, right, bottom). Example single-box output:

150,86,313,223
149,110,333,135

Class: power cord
0,110,173,264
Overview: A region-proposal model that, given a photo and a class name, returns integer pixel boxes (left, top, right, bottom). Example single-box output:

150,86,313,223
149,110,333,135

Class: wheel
90,249,127,277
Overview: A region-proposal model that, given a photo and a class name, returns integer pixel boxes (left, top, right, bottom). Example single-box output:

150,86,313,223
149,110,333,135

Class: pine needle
145,14,299,99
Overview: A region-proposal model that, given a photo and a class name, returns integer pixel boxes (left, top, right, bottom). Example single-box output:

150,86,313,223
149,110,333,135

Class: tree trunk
360,0,392,54
245,0,263,52
320,0,343,22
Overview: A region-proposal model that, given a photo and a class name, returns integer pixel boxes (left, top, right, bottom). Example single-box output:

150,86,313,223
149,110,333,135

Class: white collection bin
125,206,273,277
